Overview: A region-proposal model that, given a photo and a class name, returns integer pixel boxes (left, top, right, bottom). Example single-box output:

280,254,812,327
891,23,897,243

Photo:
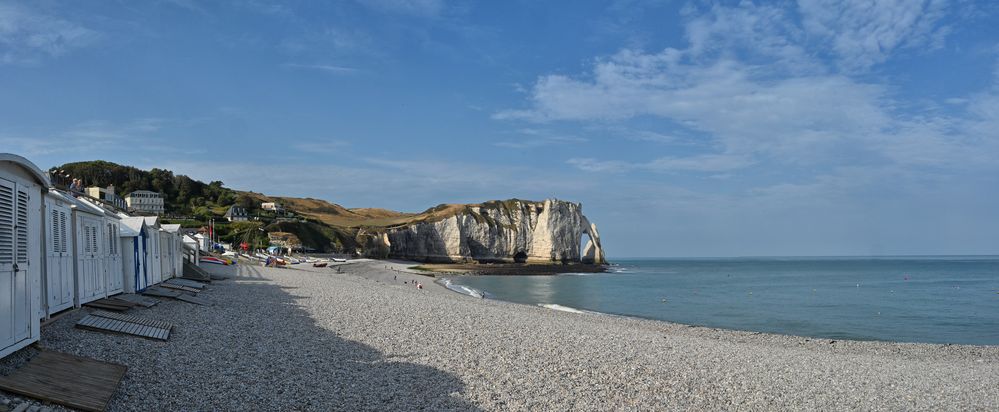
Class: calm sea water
446,257,999,345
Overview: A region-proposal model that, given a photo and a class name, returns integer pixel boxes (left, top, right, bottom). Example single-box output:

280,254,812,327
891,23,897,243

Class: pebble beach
2,259,998,411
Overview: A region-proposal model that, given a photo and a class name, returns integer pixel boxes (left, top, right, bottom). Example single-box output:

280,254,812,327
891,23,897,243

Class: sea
443,256,999,345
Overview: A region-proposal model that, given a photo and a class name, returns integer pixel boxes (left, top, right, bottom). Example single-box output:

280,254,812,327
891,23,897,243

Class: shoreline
409,262,608,276
370,261,998,348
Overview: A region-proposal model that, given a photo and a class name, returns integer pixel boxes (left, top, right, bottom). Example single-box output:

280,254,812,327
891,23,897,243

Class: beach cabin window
51,209,69,253
0,182,12,265
107,223,116,255
60,212,68,253
51,210,60,252
15,188,27,264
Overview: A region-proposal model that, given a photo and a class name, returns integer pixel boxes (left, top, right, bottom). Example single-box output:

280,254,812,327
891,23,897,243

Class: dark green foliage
55,160,236,216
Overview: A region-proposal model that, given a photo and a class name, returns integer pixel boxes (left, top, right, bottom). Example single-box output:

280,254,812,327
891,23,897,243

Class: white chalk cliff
381,199,605,264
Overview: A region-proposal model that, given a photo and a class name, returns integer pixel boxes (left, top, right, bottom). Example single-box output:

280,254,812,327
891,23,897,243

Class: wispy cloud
0,118,167,156
355,0,445,17
279,27,378,59
0,3,99,65
290,140,350,153
493,130,587,149
496,1,993,177
568,154,753,173
798,0,950,72
281,63,358,74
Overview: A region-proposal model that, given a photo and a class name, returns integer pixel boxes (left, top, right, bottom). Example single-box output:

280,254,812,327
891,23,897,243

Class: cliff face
382,199,605,264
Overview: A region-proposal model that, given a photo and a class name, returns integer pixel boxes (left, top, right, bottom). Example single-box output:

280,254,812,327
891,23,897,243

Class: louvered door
77,216,105,304
1,178,32,346
0,178,16,347
44,198,73,314
106,222,123,293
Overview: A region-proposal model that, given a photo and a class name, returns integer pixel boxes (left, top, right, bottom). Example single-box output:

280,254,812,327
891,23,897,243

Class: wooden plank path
159,282,201,293
0,350,127,412
75,311,173,341
114,293,160,308
141,286,183,298
84,298,136,312
164,278,207,289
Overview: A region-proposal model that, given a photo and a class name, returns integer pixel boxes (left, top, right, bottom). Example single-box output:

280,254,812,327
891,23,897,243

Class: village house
125,190,165,215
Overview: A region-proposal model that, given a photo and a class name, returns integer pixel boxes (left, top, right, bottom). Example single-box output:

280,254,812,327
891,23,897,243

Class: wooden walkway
0,350,127,412
84,297,137,312
76,311,173,341
159,282,201,293
142,286,182,298
114,293,160,308
165,278,207,289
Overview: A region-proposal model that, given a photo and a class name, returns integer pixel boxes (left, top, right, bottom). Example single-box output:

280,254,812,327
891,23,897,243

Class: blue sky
2,0,998,257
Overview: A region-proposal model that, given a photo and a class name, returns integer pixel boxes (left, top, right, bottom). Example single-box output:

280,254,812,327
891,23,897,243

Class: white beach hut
161,224,182,278
41,190,75,317
77,197,124,296
141,217,163,284
194,233,209,252
0,153,48,359
158,230,172,281
69,193,111,306
120,217,153,293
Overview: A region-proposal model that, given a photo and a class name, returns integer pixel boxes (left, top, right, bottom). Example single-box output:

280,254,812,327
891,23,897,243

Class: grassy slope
238,191,538,231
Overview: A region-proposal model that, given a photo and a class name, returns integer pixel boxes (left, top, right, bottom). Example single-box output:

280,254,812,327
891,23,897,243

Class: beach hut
70,193,111,305
158,229,172,280
194,233,210,252
141,217,163,284
41,190,75,317
120,217,152,293
77,197,124,296
0,153,48,359
161,224,182,278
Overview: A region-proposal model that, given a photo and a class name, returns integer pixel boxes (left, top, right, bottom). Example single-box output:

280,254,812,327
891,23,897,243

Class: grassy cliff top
239,191,543,229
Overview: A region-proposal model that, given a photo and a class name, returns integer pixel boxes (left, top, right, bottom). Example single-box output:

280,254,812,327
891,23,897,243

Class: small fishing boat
200,256,230,265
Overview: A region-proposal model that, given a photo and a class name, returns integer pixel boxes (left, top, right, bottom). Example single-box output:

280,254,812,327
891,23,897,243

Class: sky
1,0,998,257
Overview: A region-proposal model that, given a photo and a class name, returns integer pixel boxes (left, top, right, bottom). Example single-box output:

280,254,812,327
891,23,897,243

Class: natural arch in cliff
580,216,605,264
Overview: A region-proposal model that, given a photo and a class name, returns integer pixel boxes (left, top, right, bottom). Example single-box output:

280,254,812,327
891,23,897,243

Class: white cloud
279,27,376,57
798,0,950,72
290,140,350,153
281,63,358,74
493,130,587,149
0,118,166,156
0,3,99,64
684,2,817,74
569,154,752,173
497,1,989,176
356,0,445,17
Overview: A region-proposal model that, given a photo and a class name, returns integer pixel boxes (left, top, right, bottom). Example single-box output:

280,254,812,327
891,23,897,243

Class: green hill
54,160,538,256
